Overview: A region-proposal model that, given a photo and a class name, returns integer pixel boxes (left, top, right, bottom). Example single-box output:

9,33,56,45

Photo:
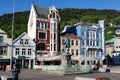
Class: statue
61,34,71,67
63,34,71,55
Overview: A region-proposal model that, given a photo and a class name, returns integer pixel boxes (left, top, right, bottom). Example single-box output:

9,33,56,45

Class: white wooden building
13,32,36,69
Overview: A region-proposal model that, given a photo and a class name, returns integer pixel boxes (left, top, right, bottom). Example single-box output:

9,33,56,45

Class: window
93,60,96,65
53,12,55,18
25,39,28,45
38,22,40,28
41,22,44,29
54,33,56,40
45,22,47,29
22,49,26,55
51,23,54,30
39,32,46,39
54,23,56,30
71,40,74,45
28,49,31,55
93,40,95,46
62,49,64,53
39,43,45,50
76,50,78,55
71,49,74,55
81,60,85,65
51,44,52,51
76,40,78,46
87,61,90,65
51,33,52,39
82,30,86,36
54,44,56,51
62,39,65,45
15,48,19,55
90,40,92,46
93,32,95,37
0,36,3,42
20,39,23,44
0,47,7,55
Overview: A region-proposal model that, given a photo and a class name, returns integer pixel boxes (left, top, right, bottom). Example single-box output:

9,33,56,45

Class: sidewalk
109,66,120,73
0,67,120,80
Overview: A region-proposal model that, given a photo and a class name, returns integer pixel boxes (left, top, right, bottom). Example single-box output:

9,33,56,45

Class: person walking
12,64,19,80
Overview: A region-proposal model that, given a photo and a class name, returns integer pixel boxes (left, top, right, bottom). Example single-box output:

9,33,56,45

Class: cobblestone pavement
0,66,120,80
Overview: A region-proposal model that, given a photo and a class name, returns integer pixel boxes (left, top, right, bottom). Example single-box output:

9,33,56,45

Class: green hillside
0,11,29,39
0,8,120,40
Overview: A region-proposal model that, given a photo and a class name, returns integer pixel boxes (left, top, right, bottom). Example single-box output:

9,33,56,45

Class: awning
0,59,10,62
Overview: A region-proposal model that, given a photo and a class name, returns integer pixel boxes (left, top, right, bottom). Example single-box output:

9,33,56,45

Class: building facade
61,33,80,65
27,3,61,65
106,37,120,65
0,29,12,70
13,32,36,69
61,20,105,66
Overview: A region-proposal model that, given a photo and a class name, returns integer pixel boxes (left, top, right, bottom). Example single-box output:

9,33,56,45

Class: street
0,67,120,80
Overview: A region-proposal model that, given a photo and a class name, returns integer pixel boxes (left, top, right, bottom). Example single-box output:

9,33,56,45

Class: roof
105,37,120,44
61,33,80,39
34,5,49,19
13,32,35,45
0,29,7,34
74,22,93,27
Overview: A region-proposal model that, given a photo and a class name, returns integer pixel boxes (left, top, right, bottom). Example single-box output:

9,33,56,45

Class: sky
0,0,120,16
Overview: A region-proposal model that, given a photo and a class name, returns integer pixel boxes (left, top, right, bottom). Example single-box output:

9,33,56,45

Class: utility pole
10,0,15,70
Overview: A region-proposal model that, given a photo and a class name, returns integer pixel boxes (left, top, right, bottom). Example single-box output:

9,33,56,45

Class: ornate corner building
27,3,61,66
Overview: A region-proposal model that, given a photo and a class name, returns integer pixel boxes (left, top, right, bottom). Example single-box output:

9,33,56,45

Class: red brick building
27,2,61,66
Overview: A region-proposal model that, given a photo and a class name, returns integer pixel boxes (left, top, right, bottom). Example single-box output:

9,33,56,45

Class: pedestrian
2,64,5,71
12,64,20,80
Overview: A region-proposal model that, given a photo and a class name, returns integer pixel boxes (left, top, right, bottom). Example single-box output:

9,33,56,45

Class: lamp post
10,0,15,70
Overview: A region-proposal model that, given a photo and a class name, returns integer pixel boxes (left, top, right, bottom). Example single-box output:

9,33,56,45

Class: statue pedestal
61,54,71,67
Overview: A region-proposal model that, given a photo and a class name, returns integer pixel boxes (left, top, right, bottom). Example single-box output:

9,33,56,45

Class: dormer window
25,39,29,45
20,39,23,44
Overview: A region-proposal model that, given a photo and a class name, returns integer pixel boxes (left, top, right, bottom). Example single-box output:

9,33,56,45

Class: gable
13,32,35,46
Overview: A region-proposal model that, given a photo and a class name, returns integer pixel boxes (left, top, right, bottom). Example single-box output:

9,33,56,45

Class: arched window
53,12,56,18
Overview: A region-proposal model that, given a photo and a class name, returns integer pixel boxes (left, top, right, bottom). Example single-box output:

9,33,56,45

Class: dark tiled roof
34,5,49,19
61,33,80,39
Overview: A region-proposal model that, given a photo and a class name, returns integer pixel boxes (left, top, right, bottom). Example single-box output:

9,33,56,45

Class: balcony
88,46,100,50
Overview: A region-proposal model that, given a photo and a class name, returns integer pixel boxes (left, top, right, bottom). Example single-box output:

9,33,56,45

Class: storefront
16,56,34,69
0,59,10,70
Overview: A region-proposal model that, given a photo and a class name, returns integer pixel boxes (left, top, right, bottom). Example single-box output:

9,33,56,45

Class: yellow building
61,33,80,65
